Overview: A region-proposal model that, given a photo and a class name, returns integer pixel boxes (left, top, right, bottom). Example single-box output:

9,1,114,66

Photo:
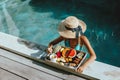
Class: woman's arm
48,36,64,53
81,35,96,66
77,35,96,72
49,36,64,47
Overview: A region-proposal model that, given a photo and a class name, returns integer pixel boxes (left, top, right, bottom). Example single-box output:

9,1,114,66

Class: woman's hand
76,65,86,73
47,45,53,53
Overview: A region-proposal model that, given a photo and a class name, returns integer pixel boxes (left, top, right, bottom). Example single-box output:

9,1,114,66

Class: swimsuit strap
65,39,82,51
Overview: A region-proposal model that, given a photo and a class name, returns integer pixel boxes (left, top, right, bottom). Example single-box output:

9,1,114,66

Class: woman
47,16,96,73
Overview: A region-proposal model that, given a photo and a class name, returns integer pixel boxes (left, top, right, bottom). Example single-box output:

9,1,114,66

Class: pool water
0,0,120,67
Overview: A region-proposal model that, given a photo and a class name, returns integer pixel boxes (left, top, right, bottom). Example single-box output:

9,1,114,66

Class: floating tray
45,46,87,70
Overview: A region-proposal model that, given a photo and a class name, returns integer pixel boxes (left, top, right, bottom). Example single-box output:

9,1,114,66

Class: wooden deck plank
0,48,86,80
0,55,63,80
0,68,27,80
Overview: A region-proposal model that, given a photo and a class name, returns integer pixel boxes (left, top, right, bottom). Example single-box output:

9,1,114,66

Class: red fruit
56,51,62,58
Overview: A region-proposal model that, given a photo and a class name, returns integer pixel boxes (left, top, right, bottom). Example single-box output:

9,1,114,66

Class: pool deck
0,47,87,80
0,32,120,80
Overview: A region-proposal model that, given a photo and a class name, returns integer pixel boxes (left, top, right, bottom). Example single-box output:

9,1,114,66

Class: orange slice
62,48,70,57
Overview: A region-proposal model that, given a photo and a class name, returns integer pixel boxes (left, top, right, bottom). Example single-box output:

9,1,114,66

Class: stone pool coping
0,32,120,80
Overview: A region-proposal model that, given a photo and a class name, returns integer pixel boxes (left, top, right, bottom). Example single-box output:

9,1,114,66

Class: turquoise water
0,0,120,67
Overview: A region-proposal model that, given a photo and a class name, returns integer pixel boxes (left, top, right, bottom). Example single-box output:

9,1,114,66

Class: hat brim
58,19,87,38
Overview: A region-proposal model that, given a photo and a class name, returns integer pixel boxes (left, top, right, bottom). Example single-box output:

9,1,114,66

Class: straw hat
58,16,87,38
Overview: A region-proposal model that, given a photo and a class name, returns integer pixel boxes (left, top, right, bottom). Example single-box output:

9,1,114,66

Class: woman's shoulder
80,35,87,39
80,35,89,43
80,35,93,48
57,36,65,40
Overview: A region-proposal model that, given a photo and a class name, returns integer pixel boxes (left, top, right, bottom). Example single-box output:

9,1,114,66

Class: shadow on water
28,0,106,20
28,0,120,24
